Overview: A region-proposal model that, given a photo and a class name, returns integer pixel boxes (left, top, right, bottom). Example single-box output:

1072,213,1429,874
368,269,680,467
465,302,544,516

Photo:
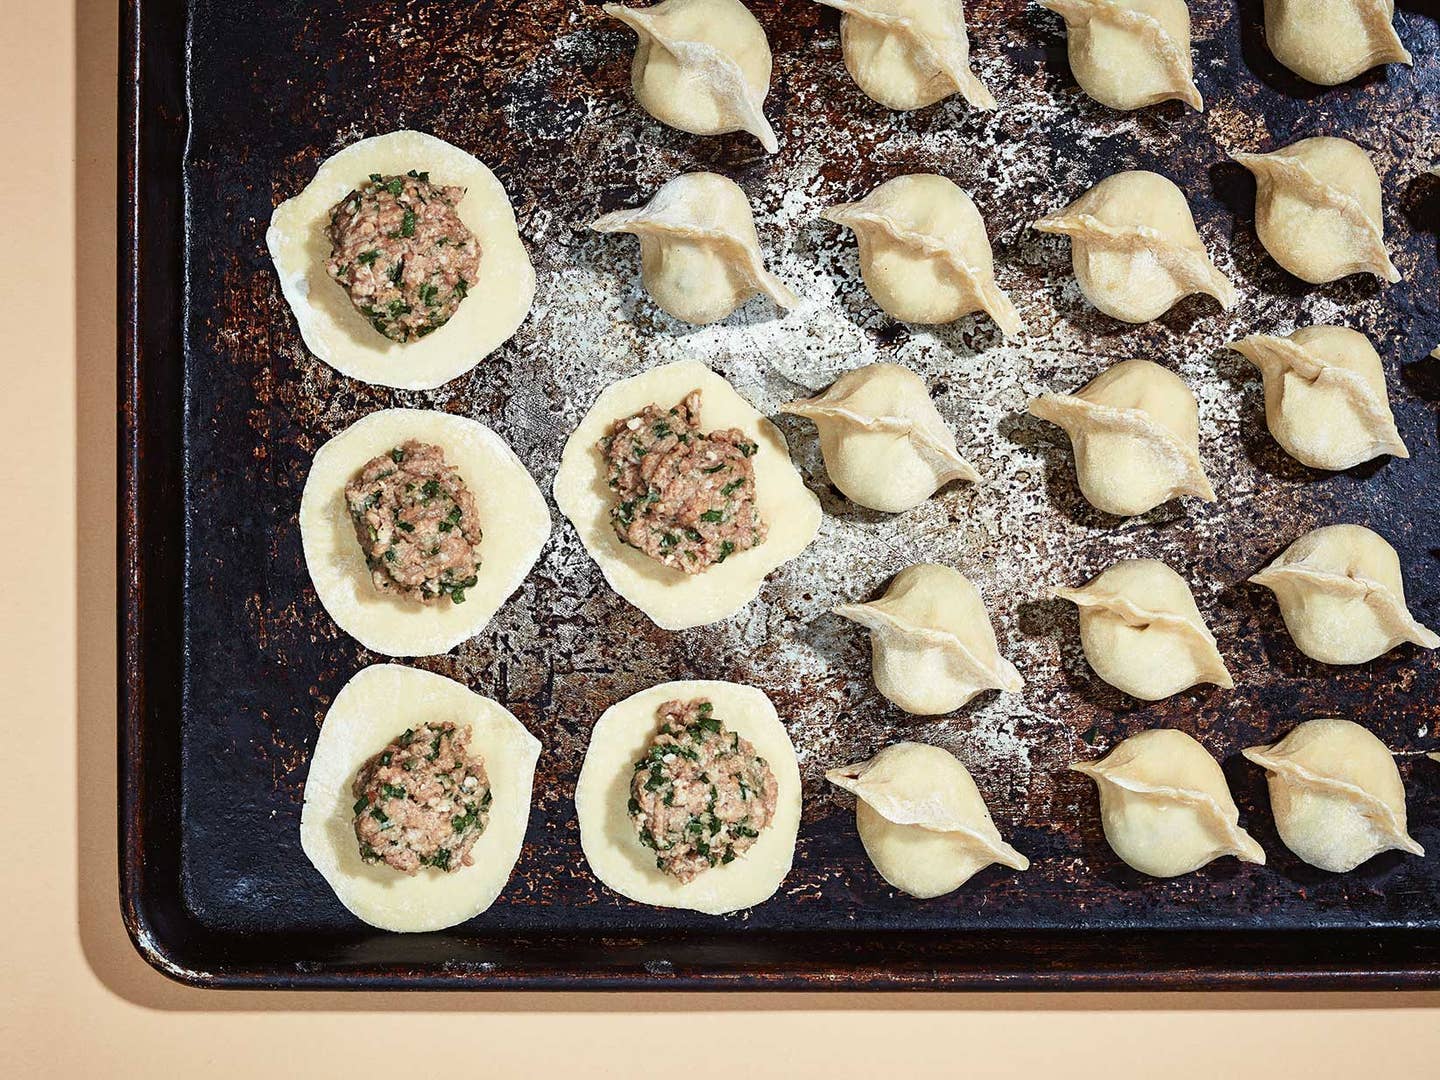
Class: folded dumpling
1243,718,1424,872
826,742,1028,897
1263,0,1411,86
780,362,978,512
822,174,1023,336
1032,170,1236,323
1053,559,1233,700
591,172,797,325
1227,325,1408,470
605,0,780,152
814,0,996,111
1072,728,1265,877
1249,524,1439,665
1233,137,1399,284
1028,359,1216,517
1039,0,1203,111
835,563,1023,715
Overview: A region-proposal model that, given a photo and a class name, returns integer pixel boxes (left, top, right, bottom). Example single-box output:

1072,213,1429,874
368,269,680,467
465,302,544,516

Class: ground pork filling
599,391,767,574
344,439,483,604
351,722,492,875
628,699,779,883
325,171,481,343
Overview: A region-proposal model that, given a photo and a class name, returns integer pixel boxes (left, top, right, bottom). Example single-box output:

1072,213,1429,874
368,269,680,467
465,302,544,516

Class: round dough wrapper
300,408,551,657
554,360,821,630
826,742,1028,898
266,130,536,390
300,664,541,932
574,680,802,914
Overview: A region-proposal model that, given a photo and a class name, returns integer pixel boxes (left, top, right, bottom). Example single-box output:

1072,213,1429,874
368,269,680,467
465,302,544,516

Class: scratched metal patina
179,0,1440,938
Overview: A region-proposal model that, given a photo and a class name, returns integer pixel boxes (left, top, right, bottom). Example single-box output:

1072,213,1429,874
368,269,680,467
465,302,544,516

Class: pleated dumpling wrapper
1233,137,1399,285
781,362,978,513
1263,0,1411,85
299,409,550,657
574,680,801,914
836,564,1022,714
591,172,797,325
266,130,535,391
1028,359,1216,517
1032,170,1236,322
300,665,541,932
1053,559,1232,700
1244,718,1424,873
822,174,1023,336
1249,524,1439,665
1039,0,1203,111
1228,325,1408,470
605,0,779,152
1072,729,1265,877
813,0,997,111
554,360,821,630
826,742,1028,898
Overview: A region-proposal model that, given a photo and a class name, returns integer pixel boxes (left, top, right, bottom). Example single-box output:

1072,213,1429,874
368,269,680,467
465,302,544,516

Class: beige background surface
4,2,1438,1076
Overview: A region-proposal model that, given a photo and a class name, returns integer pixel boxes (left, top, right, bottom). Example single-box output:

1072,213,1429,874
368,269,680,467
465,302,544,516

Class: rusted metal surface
124,0,1440,986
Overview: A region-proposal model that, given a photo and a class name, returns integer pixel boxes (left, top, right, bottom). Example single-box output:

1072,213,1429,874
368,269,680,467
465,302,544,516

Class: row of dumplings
834,718,1431,899
593,134,1408,332
604,0,1416,155
838,533,1438,717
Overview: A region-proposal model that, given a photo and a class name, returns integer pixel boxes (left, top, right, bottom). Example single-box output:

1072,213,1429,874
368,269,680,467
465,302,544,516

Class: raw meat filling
351,721,492,875
599,391,766,574
629,698,779,882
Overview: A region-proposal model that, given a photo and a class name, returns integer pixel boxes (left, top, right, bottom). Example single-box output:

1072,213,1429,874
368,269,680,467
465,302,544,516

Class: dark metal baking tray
121,0,1440,989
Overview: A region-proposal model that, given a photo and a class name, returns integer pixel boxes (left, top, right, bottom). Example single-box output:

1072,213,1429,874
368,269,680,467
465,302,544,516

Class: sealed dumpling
1072,728,1265,877
1027,359,1216,517
1032,170,1236,322
821,174,1023,336
1233,137,1399,284
1249,524,1439,665
574,680,801,913
1053,559,1232,700
300,665,541,932
814,0,996,111
1039,0,1203,111
1263,0,1411,85
826,742,1028,898
299,409,551,657
780,362,978,513
605,0,779,152
554,360,821,630
266,130,535,390
591,172,797,325
1243,718,1424,872
835,563,1023,715
1228,325,1408,470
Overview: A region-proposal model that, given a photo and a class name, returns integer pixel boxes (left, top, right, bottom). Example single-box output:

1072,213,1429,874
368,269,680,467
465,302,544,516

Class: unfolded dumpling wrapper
814,0,996,111
1263,0,1411,86
605,0,780,152
1244,718,1424,873
1228,325,1408,470
1249,524,1439,665
1033,170,1235,322
1028,359,1216,517
1040,0,1203,111
1072,728,1265,877
781,362,978,513
1053,559,1232,700
591,172,798,325
1234,137,1399,285
835,563,1023,715
822,174,1023,336
826,742,1029,897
